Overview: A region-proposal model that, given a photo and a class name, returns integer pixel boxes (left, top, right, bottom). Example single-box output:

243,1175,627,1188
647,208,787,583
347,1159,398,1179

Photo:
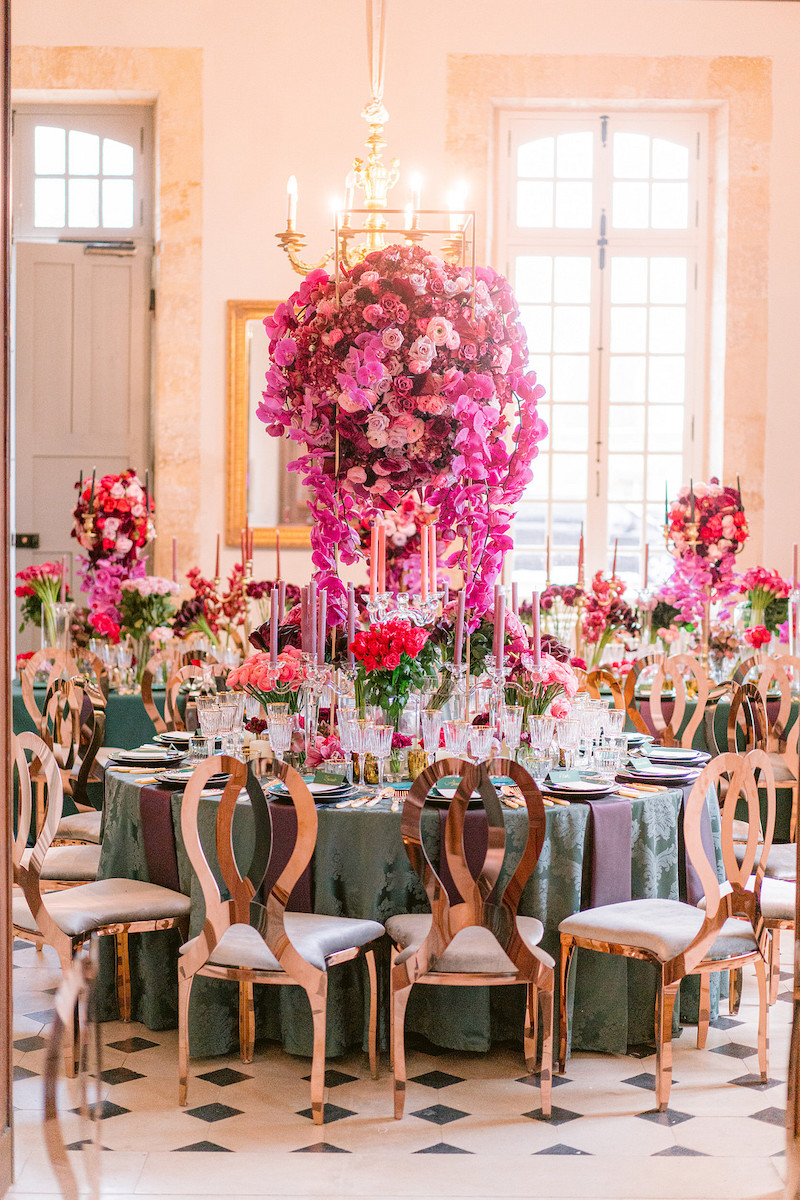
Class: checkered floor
8,937,792,1198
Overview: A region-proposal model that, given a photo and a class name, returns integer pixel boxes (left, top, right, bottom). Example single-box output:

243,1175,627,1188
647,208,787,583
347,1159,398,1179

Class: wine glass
421,709,443,765
372,724,394,785
469,724,494,764
443,719,470,759
338,710,355,784
266,702,289,719
267,714,293,765
349,718,369,787
603,708,625,738
556,718,581,770
502,705,524,761
196,696,221,757
528,714,555,753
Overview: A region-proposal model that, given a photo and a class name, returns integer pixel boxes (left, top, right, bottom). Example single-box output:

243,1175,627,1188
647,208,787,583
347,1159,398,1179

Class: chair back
727,682,769,754
21,648,78,732
752,655,800,781
178,757,320,989
140,649,179,734
165,664,206,731
732,654,768,686
625,652,708,747
622,652,664,735
395,757,546,984
677,749,774,975
13,732,67,944
584,667,625,711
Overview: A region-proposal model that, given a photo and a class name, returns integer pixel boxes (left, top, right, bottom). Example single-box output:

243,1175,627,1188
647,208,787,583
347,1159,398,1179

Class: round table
93,767,726,1061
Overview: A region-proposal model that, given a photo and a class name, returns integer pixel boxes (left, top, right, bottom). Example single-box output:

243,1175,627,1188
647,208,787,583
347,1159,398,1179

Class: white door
13,240,152,646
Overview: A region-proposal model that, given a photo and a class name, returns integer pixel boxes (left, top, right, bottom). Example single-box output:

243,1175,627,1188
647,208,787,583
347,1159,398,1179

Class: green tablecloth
12,682,161,750
94,770,725,1061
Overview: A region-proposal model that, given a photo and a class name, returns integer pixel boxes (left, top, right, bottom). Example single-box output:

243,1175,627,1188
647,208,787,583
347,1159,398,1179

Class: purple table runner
138,785,311,912
577,797,632,907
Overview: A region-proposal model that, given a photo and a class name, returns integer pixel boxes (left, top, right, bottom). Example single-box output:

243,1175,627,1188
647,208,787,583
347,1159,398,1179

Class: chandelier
275,0,474,276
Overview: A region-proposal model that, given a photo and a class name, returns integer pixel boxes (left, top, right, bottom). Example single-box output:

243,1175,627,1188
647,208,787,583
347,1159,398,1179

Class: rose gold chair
559,749,773,1111
177,756,383,1123
140,649,179,735
584,666,626,711
386,757,554,1119
12,732,191,1071
623,652,709,748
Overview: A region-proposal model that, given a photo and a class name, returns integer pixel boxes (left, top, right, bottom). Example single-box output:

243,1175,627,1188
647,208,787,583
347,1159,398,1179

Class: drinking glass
522,747,552,786
421,709,444,765
593,745,621,782
373,724,394,785
116,641,134,693
556,718,582,769
267,714,293,765
196,696,221,756
528,714,555,752
603,708,625,737
244,694,262,722
349,718,369,786
469,724,494,764
502,705,524,761
443,719,470,758
337,710,355,784
266,702,289,719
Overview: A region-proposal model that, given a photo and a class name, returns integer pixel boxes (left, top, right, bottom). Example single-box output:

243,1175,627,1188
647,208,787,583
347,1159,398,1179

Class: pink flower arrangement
306,734,345,771
511,651,580,719
258,244,547,619
664,479,747,609
581,572,640,667
15,562,72,636
740,567,789,608
227,647,309,714
744,625,771,650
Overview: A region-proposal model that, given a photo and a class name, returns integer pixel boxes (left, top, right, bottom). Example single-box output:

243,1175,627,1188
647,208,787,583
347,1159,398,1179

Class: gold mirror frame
225,299,312,548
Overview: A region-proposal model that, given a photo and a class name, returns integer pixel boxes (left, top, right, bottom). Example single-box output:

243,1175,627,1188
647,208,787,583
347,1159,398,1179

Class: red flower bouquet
350,618,435,727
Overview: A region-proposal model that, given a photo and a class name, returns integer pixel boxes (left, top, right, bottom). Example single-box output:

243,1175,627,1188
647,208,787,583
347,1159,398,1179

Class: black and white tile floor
8,938,791,1198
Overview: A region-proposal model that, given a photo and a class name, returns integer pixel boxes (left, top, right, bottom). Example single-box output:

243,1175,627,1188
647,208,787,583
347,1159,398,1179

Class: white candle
286,176,298,229
532,591,541,669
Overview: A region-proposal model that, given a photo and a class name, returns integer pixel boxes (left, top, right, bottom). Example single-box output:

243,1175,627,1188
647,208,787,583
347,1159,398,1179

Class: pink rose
550,698,571,720
382,327,404,350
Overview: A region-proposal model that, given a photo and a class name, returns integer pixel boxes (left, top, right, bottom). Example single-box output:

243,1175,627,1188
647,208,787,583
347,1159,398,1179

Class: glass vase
41,601,74,653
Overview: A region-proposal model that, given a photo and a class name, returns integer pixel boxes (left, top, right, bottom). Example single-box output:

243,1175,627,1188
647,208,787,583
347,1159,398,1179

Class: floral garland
71,469,153,627
258,244,547,619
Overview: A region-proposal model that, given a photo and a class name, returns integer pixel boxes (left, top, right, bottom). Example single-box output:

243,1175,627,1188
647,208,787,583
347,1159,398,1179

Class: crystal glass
443,719,470,758
556,717,582,769
267,714,293,764
603,708,625,737
266,702,289,719
218,693,244,757
528,714,556,752
469,724,494,764
421,708,444,765
349,718,370,786
116,641,134,694
593,745,621,782
196,696,222,756
522,746,552,786
337,710,355,784
372,723,394,785
502,705,524,761
244,694,261,722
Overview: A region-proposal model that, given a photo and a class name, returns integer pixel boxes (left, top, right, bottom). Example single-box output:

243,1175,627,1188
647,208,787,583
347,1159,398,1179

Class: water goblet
528,714,555,753
443,719,470,759
373,724,394,785
266,702,289,719
502,705,524,761
421,708,444,765
349,718,369,786
603,708,625,737
556,718,582,770
522,746,552,787
267,714,293,765
469,724,494,764
593,745,621,783
196,696,221,757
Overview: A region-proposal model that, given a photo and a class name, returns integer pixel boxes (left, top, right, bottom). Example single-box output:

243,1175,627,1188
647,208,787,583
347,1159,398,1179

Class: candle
511,582,518,616
443,581,450,609
275,528,281,579
60,555,67,603
369,522,378,602
644,543,649,590
269,589,278,666
493,585,502,660
737,475,742,508
665,483,669,524
286,176,298,229
215,533,220,580
377,522,386,594
546,533,551,582
240,529,246,568
420,524,429,601
278,579,286,617
144,470,149,524
577,526,584,582
532,590,541,668
454,588,465,668
89,467,96,512
347,582,356,669
78,469,83,496
317,589,327,666
172,536,178,584
309,580,318,661
612,538,618,577
300,587,308,654
689,479,695,523
429,521,437,595
248,527,254,562
794,544,798,592
496,594,506,670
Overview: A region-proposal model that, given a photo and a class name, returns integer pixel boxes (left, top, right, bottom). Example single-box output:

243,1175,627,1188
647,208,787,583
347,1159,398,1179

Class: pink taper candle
172,537,178,584
443,581,450,609
317,589,327,666
420,524,429,601
511,582,518,616
532,591,541,668
278,579,286,616
309,580,318,661
429,521,437,594
794,543,798,591
377,522,386,594
275,528,281,580
60,556,67,603
269,589,278,666
454,588,465,669
215,533,220,579
612,538,618,577
369,522,378,601
347,582,356,669
496,594,506,669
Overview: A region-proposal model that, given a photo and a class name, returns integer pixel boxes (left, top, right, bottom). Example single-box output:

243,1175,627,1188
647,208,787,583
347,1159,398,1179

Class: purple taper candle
300,587,308,654
454,588,465,669
511,582,518,616
269,589,279,666
278,578,286,617
532,590,541,668
317,589,327,666
347,582,356,669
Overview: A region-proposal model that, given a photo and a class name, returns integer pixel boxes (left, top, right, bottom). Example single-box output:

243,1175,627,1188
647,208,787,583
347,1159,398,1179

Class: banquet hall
3,0,800,1198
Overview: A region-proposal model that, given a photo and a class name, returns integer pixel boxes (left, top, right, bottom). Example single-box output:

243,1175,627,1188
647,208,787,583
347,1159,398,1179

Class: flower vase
133,632,153,686
41,601,74,653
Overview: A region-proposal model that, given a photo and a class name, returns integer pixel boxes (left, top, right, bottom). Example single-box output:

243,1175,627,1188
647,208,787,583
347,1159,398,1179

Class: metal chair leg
115,930,131,1021
308,978,328,1126
524,982,539,1074
238,980,255,1064
365,948,379,1080
697,974,710,1048
538,979,554,1119
558,936,575,1073
391,984,413,1120
177,973,193,1106
655,977,680,1112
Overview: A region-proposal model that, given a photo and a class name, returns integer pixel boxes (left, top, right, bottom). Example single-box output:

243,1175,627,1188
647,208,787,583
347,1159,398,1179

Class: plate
543,779,615,798
643,747,710,765
617,768,699,788
627,759,701,779
428,776,517,804
109,749,184,767
154,731,195,746
268,781,353,801
625,733,654,746
156,768,231,787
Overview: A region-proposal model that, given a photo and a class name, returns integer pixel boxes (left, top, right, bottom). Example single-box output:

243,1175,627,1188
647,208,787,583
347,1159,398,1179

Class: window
497,111,707,590
13,105,153,240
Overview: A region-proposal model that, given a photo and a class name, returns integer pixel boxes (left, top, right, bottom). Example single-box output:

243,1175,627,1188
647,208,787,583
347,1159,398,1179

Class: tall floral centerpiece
258,244,548,620
581,572,640,669
71,469,154,636
117,576,179,682
350,618,435,729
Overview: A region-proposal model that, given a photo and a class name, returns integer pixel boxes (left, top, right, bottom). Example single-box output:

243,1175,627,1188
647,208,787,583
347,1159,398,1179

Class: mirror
225,299,313,547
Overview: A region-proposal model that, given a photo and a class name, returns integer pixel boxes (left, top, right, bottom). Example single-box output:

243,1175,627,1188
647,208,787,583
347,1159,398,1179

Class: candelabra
484,653,509,736
362,590,442,628
302,657,331,761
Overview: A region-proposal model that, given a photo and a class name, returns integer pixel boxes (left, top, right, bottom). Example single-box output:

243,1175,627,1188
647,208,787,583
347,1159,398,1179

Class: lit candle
410,172,422,214
60,555,67,603
286,176,298,229
496,593,506,670
511,582,518,616
309,580,318,661
369,521,378,601
577,526,584,582
644,543,649,590
429,521,437,595
275,528,281,580
215,533,220,580
420,524,429,601
612,538,618,577
317,589,327,666
404,201,413,231
172,536,178,584
454,588,466,669
269,589,278,666
347,582,356,670
377,521,386,594
532,590,541,668
344,169,355,215
689,479,695,523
